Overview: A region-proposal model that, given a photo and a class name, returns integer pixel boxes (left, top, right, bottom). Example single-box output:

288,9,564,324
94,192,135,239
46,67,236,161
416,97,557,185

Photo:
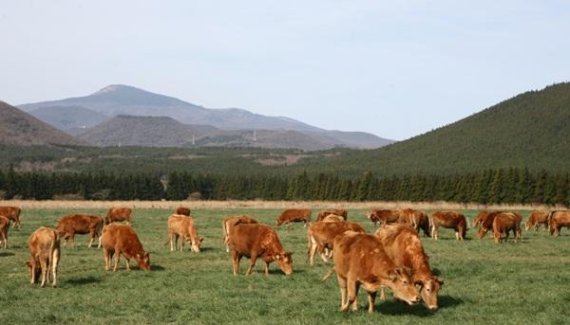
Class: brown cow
55,214,104,248
26,227,60,287
321,214,346,223
0,206,21,229
167,214,203,253
331,231,420,313
525,210,549,231
222,215,258,252
493,212,522,243
307,221,366,266
474,211,500,239
399,208,431,237
228,223,293,276
316,209,348,222
100,224,150,271
175,207,191,216
376,224,443,310
430,211,468,240
0,216,10,248
548,210,570,237
276,208,312,226
105,207,132,224
366,209,399,226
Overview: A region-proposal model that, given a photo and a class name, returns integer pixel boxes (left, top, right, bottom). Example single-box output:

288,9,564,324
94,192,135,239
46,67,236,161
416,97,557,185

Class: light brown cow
492,212,522,243
228,223,293,276
525,210,550,231
0,216,10,248
321,214,346,223
0,206,21,229
105,207,132,224
175,207,191,216
276,208,312,226
331,231,420,313
307,221,366,266
26,227,60,287
55,214,104,248
366,209,399,226
376,224,443,310
167,214,203,253
316,209,348,222
222,215,258,252
100,224,150,271
430,211,468,240
548,210,570,237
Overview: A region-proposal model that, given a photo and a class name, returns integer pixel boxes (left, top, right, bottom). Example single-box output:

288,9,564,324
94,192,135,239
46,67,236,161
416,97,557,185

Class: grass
1,207,569,324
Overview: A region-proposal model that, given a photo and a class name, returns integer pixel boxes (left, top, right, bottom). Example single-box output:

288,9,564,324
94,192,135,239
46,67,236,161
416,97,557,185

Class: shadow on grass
65,276,101,286
377,295,463,317
151,264,166,271
0,251,15,257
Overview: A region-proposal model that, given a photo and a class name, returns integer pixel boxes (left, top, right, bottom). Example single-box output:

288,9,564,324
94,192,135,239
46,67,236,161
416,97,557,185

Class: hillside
0,101,85,146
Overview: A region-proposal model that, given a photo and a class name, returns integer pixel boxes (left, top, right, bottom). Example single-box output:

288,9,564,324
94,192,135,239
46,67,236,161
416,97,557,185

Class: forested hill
307,83,570,176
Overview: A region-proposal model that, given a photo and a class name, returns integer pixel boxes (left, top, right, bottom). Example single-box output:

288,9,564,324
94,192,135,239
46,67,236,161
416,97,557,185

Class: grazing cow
105,207,132,224
0,216,10,248
376,224,443,310
26,227,60,287
55,214,104,248
548,210,570,237
307,221,366,266
228,223,293,276
222,215,258,252
331,231,420,313
474,211,500,239
167,214,203,253
316,209,348,222
492,212,522,243
175,207,191,216
100,224,150,271
276,208,312,226
321,214,346,223
525,210,550,231
399,208,431,237
366,209,399,226
430,211,468,240
0,206,22,229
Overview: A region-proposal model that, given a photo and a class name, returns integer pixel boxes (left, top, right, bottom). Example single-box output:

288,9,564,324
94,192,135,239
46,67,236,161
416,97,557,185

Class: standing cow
0,206,22,229
366,209,399,226
105,207,132,224
430,211,468,240
276,208,312,226
548,210,570,237
100,224,150,271
221,215,258,253
55,214,104,248
0,216,10,248
26,227,61,287
167,214,203,253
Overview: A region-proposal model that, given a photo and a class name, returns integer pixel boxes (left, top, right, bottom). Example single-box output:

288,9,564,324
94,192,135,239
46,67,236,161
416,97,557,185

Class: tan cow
331,231,420,313
430,211,468,240
316,209,348,222
100,224,150,271
525,210,549,231
167,214,203,253
55,214,104,248
222,215,258,252
175,207,191,216
276,208,312,226
105,207,132,224
228,223,293,276
0,206,21,229
307,221,366,266
366,209,399,226
492,212,522,243
26,227,60,287
376,224,443,310
548,210,570,237
0,216,10,248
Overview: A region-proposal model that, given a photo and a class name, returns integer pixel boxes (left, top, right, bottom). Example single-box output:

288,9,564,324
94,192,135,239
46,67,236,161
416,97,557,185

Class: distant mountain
0,101,84,146
20,84,393,149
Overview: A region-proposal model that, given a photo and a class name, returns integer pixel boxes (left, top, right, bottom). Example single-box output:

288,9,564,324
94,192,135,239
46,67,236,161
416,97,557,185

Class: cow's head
386,268,420,305
418,276,443,311
274,252,293,276
26,260,41,284
191,237,204,253
135,252,151,271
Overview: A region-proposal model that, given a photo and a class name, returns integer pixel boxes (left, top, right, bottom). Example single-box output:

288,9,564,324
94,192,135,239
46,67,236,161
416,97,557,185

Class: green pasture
1,208,569,324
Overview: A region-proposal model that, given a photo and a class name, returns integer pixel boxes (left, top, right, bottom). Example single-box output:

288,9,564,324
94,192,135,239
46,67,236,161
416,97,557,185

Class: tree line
0,168,568,206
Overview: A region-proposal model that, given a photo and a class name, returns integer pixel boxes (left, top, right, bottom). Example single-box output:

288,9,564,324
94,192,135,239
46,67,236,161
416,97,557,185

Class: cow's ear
436,277,444,287
199,237,204,243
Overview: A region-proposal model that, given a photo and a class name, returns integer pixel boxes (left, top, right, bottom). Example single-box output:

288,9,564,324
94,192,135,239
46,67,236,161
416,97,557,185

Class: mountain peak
93,84,134,95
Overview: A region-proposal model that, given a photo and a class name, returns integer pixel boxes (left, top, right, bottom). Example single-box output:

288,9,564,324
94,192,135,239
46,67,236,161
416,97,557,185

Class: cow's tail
322,266,336,282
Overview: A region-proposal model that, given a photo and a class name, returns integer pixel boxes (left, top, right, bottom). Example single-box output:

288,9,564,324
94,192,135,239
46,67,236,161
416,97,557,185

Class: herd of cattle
1,205,569,313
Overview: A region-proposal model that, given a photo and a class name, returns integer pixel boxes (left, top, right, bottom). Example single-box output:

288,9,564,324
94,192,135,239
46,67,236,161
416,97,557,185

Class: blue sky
1,1,569,140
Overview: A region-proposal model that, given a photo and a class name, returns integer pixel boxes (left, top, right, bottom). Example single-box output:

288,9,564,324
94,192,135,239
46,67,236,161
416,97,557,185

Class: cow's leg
30,260,37,284
51,249,59,287
40,258,48,287
104,249,112,271
351,282,360,312
113,249,121,271
246,253,258,276
367,291,377,313
379,286,386,301
336,274,347,311
231,250,241,276
125,257,130,271
341,273,358,312
169,233,175,251
264,262,270,276
308,237,318,266
97,235,102,249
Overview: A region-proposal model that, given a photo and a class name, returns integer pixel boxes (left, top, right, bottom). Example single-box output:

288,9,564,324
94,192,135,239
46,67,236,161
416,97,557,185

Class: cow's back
229,223,280,254
101,224,143,252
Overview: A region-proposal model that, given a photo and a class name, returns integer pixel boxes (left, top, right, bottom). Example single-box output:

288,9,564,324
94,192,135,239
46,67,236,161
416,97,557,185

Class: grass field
1,206,569,324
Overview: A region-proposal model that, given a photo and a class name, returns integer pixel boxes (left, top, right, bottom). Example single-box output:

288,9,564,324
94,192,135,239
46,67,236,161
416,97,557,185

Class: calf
228,223,293,276
167,214,203,253
0,206,21,229
493,212,522,243
525,210,549,231
26,227,60,287
548,210,570,237
222,215,258,252
430,211,468,240
175,206,191,216
307,221,366,266
316,209,348,222
105,207,132,224
55,214,104,248
276,208,312,226
0,216,10,248
100,224,150,271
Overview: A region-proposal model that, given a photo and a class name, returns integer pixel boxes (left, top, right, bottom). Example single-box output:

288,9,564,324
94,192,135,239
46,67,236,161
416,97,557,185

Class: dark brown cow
55,214,104,248
548,210,570,237
331,231,420,313
376,224,443,310
0,206,21,229
222,215,258,252
100,224,150,271
228,223,293,276
276,208,311,226
0,216,10,248
525,210,549,231
167,214,203,253
430,211,468,240
307,221,366,266
492,212,522,243
26,227,60,287
105,207,132,224
366,209,399,226
175,207,191,216
316,209,348,222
